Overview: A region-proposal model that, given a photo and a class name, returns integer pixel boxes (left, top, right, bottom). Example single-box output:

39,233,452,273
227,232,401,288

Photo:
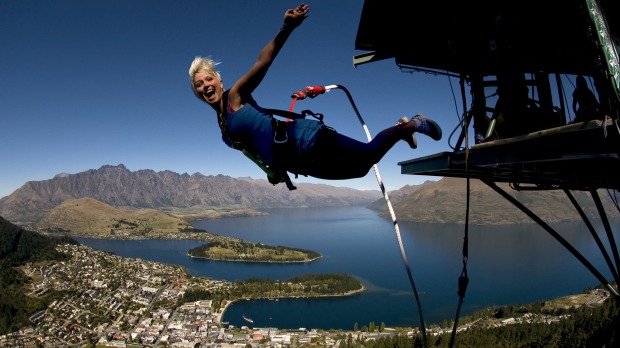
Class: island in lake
188,239,322,263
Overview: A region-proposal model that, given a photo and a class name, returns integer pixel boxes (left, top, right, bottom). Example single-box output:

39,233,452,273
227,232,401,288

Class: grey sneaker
413,114,442,141
397,116,417,149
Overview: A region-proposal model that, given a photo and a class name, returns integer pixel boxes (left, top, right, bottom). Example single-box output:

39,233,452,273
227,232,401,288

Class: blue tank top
223,99,275,164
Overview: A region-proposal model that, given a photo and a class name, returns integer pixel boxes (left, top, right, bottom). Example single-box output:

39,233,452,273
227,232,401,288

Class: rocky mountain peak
0,165,381,225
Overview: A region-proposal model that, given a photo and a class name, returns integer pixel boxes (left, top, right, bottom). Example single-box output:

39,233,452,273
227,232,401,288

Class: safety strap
265,108,324,123
264,108,305,121
269,118,297,190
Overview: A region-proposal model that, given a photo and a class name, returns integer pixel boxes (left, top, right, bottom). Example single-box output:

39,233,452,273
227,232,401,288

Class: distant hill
366,180,437,211
371,177,620,224
0,164,381,225
33,197,199,237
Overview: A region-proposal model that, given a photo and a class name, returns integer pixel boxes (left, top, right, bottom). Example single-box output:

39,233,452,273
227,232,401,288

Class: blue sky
0,1,466,199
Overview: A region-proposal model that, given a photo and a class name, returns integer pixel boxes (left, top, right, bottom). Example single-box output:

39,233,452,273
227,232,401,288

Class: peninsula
32,197,324,263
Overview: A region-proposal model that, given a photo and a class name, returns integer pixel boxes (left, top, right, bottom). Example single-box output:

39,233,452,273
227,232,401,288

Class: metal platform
399,119,620,191
399,118,620,299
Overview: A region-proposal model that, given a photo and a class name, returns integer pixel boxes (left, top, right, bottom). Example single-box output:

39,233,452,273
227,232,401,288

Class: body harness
217,90,325,191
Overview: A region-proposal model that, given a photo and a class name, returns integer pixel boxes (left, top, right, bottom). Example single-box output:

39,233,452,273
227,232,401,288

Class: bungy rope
291,84,428,347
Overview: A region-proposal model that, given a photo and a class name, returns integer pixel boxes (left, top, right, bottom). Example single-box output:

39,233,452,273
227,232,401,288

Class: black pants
288,127,392,180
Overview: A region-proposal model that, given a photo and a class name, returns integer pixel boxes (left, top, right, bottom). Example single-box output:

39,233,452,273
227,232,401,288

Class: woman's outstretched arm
228,3,309,110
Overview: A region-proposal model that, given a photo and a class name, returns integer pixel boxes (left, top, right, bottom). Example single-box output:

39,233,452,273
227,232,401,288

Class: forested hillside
361,299,619,348
0,217,75,334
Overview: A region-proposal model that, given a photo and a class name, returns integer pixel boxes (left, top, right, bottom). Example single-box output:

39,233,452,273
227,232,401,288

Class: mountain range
0,164,381,225
1,164,618,228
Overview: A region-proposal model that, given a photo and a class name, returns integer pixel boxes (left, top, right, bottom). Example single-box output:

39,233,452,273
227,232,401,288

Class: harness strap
264,108,305,120
218,91,244,150
269,118,297,190
262,109,325,191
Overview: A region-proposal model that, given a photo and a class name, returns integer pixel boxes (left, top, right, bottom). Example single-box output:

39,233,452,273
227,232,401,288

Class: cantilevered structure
354,0,620,300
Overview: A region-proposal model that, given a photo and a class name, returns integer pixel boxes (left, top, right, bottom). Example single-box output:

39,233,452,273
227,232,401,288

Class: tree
369,321,376,332
347,333,354,348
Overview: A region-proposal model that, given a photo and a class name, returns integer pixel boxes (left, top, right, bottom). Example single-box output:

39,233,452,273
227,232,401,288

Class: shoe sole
397,116,417,149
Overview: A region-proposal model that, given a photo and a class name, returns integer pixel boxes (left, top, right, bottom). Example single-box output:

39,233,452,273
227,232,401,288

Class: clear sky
0,1,466,199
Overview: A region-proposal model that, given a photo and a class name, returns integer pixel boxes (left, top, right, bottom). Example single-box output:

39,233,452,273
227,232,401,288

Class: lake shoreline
216,284,367,325
187,253,323,263
75,208,618,329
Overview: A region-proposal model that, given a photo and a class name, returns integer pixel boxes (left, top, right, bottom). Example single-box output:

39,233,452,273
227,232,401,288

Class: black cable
450,77,471,348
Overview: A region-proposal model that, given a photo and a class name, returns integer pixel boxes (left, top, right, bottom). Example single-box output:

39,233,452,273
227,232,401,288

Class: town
0,243,611,348
1,243,378,347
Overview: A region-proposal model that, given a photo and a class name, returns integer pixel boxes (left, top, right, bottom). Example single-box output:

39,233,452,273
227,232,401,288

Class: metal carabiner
273,131,288,144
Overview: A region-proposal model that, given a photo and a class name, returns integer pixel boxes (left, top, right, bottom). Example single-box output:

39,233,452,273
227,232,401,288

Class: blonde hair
189,56,222,100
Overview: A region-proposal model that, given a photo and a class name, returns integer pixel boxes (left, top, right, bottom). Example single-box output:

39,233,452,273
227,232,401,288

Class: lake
77,205,619,330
